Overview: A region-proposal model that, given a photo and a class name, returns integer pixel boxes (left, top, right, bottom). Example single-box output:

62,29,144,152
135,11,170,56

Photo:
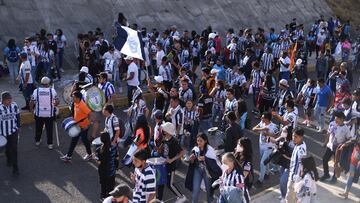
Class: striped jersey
183,107,198,126
290,142,307,181
105,113,120,140
225,98,238,113
261,52,274,72
132,165,156,203
220,168,250,203
169,105,184,135
98,81,115,102
159,63,172,81
213,89,226,110
31,87,58,117
271,43,282,58
179,88,193,102
0,102,20,136
250,69,265,88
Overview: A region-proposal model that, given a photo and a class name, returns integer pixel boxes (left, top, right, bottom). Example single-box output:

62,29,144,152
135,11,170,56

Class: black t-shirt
163,136,182,172
198,94,213,120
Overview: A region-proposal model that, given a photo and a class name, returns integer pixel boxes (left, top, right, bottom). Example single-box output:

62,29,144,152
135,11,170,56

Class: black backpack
7,48,19,63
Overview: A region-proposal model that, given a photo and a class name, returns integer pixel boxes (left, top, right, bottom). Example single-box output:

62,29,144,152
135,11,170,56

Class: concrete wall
0,0,332,66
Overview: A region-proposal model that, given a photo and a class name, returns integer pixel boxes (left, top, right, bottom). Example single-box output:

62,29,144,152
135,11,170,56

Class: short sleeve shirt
127,62,140,86
132,165,156,203
74,100,91,129
19,60,33,84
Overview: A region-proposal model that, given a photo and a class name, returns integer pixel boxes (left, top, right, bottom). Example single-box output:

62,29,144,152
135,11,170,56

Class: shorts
89,111,102,123
304,108,312,117
192,57,200,66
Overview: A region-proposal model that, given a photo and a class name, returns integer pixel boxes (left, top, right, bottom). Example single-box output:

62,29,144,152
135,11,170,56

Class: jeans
56,48,64,79
219,187,244,203
212,106,223,124
280,71,290,80
67,128,92,157
35,116,54,144
259,145,273,182
5,131,19,171
322,147,335,176
192,167,212,203
252,86,260,110
199,118,212,134
314,105,327,129
127,85,137,107
280,167,289,198
345,163,360,193
22,83,34,106
31,65,37,84
7,61,19,84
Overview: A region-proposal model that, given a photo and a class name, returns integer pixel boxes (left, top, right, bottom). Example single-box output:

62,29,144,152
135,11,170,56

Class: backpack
7,48,19,63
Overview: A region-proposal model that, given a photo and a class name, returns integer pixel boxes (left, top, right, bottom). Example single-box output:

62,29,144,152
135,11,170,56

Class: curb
20,92,154,125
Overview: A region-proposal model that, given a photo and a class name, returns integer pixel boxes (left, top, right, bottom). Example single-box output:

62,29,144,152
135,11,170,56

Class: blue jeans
67,128,92,157
345,164,360,193
219,187,244,203
56,48,64,78
314,105,327,129
212,105,223,124
280,167,289,198
7,61,19,84
22,83,34,105
192,167,212,203
259,145,273,182
280,71,290,80
31,65,37,83
252,86,260,110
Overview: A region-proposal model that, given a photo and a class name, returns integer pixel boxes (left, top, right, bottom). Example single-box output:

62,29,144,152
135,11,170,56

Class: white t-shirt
258,121,279,147
31,87,58,117
102,51,121,61
279,56,290,72
23,45,39,66
19,60,33,84
156,50,165,68
54,35,67,48
326,121,352,150
127,62,139,86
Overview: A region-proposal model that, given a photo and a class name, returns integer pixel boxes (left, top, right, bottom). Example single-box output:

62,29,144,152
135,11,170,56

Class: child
294,156,318,203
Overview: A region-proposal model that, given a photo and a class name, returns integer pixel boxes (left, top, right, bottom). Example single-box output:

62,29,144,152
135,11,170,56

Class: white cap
41,76,50,85
80,66,89,73
208,33,216,39
210,68,219,74
154,75,163,83
161,122,175,135
296,59,303,66
124,55,133,60
279,79,289,87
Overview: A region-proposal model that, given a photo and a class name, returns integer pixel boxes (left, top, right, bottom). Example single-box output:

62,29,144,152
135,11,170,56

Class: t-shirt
198,95,213,120
132,165,156,203
127,62,140,86
163,136,182,171
74,100,91,129
279,56,291,72
326,121,352,151
315,85,332,107
31,87,58,117
258,121,279,147
290,142,307,181
169,105,184,135
98,81,115,102
105,114,120,140
54,35,67,48
156,50,165,68
23,45,40,66
19,60,33,84
135,128,148,150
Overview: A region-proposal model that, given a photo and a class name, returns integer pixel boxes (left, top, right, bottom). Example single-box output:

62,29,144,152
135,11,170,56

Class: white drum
121,143,138,166
62,117,81,137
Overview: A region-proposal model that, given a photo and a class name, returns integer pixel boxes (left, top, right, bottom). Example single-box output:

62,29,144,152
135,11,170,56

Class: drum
0,135,7,152
208,128,225,150
208,127,219,134
62,117,81,137
92,137,102,147
81,86,105,112
147,157,167,186
121,143,138,166
140,69,146,81
63,83,74,105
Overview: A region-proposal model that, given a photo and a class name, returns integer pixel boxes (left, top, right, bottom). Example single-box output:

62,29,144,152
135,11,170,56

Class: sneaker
60,154,71,162
48,144,54,150
83,154,93,161
35,141,41,147
280,198,286,203
60,68,65,73
301,120,308,125
317,127,323,133
319,174,330,181
339,192,348,199
175,195,187,203
254,180,263,188
306,123,312,127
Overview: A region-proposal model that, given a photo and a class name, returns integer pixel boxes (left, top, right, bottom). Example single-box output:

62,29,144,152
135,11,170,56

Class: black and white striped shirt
170,105,184,135
271,43,282,58
0,102,20,136
183,107,198,126
179,88,193,102
159,63,172,81
261,53,274,72
220,168,250,203
31,87,58,117
251,69,265,88
225,98,238,113
132,165,156,203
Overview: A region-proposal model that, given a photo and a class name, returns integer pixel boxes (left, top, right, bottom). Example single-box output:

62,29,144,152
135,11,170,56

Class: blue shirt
316,85,332,107
212,64,225,81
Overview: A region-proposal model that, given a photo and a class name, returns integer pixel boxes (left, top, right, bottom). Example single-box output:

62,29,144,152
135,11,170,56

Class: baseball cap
1,91,12,101
279,79,289,87
80,66,89,73
153,109,163,119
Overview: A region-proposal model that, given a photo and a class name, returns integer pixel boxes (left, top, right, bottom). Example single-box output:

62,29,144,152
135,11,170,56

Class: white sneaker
60,154,71,162
83,154,93,161
60,68,65,73
175,195,187,203
317,127,323,132
35,141,41,146
280,198,286,203
48,144,54,150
